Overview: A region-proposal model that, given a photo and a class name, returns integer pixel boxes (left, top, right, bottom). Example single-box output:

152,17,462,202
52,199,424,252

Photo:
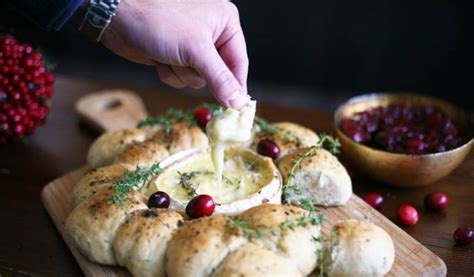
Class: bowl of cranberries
335,93,473,187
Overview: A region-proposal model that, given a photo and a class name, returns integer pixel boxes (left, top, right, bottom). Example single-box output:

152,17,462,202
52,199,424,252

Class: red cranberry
257,139,280,159
363,192,384,209
148,191,170,208
424,192,448,212
406,138,425,154
397,204,419,226
194,107,212,128
454,226,474,246
186,194,216,219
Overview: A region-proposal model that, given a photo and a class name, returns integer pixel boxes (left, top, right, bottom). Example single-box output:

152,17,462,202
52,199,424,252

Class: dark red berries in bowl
334,93,473,187
0,34,55,143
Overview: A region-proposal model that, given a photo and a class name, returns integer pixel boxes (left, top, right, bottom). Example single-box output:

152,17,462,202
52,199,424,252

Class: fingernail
228,91,247,110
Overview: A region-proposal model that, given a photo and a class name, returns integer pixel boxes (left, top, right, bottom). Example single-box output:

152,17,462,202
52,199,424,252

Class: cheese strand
206,98,256,185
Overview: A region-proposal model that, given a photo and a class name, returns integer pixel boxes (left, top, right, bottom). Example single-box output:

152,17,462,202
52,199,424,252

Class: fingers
156,63,186,88
189,45,247,110
156,62,207,90
218,29,249,93
171,66,207,89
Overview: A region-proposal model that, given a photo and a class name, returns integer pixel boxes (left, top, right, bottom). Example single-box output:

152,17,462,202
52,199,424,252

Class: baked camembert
149,147,281,215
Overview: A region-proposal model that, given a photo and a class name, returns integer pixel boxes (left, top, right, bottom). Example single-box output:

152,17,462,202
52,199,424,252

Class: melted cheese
206,99,256,184
153,149,272,204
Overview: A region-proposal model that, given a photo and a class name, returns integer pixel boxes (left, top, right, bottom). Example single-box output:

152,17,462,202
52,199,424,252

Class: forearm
4,0,85,31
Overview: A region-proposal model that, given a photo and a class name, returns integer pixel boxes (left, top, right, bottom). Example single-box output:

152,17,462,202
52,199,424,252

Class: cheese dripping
206,98,256,184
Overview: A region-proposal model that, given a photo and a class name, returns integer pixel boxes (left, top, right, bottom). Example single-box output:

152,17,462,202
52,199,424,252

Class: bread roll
165,216,247,277
238,204,322,275
251,121,319,158
65,187,147,265
113,209,183,277
152,122,208,154
113,140,169,169
278,148,352,206
87,129,148,168
211,243,302,277
72,164,128,206
325,219,395,277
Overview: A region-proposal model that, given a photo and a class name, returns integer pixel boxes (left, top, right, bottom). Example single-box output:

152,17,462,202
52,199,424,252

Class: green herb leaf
137,103,224,133
177,171,199,197
111,163,162,204
137,116,172,135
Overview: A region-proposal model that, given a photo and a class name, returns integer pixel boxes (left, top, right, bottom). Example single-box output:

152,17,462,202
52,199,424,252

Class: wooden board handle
75,90,148,132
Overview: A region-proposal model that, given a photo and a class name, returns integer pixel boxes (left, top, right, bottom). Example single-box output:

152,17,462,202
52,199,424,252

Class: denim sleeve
4,0,84,31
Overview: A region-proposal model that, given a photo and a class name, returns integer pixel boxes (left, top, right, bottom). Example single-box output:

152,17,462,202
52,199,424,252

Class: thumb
190,46,247,109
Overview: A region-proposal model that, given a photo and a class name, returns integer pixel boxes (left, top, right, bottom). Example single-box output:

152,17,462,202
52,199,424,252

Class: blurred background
1,0,473,112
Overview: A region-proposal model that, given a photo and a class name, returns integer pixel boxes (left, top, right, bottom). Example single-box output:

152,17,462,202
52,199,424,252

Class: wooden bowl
334,93,473,187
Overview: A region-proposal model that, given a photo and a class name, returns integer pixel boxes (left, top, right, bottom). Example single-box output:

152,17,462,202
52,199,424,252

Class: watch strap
79,0,121,42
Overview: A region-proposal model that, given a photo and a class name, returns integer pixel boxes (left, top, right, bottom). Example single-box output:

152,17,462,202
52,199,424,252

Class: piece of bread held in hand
113,209,183,277
278,147,352,206
324,219,395,277
251,121,319,158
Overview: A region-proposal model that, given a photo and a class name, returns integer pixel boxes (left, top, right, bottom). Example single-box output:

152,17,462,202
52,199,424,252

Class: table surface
0,76,473,276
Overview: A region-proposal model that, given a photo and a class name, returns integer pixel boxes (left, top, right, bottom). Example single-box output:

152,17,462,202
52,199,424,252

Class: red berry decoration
257,139,280,159
364,192,384,209
424,192,448,212
397,204,419,226
0,34,55,143
185,194,216,219
453,226,474,246
194,107,212,128
148,191,170,208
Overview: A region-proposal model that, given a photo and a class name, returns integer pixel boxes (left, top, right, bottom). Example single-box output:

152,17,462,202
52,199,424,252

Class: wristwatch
79,0,121,42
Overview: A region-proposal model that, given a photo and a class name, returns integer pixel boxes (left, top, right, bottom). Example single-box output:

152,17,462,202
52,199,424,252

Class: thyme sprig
137,103,222,134
137,116,172,134
177,171,199,197
227,213,324,239
254,116,283,136
111,163,162,204
227,217,266,238
316,247,329,277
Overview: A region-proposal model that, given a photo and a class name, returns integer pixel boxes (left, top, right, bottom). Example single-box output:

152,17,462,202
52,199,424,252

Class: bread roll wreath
65,102,395,276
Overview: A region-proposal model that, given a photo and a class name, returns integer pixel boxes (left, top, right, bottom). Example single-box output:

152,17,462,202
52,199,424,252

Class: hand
100,0,249,109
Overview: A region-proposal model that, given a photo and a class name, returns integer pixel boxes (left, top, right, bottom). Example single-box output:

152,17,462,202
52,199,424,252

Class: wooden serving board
41,91,447,277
